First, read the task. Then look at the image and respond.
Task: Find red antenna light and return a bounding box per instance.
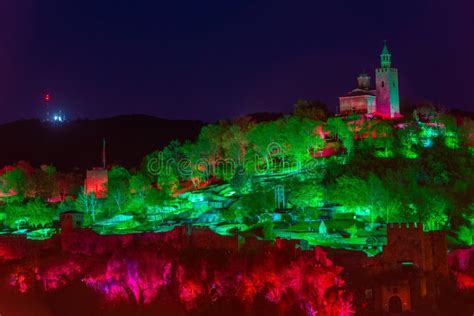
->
[44,94,51,102]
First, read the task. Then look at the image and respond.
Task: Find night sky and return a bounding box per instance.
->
[1,0,473,123]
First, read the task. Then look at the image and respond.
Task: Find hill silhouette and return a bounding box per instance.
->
[0,115,203,171]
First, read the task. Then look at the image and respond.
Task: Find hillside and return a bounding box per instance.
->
[0,115,203,170]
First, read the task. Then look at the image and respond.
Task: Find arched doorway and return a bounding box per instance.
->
[388,295,402,313]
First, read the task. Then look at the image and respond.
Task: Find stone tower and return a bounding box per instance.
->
[375,41,400,118]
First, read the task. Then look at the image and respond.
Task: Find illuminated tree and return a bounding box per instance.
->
[84,252,172,305]
[239,189,275,222]
[129,173,149,197]
[245,116,325,173]
[230,166,252,194]
[368,121,395,158]
[4,199,52,229]
[404,185,449,230]
[76,188,99,222]
[436,113,462,149]
[246,121,279,171]
[326,117,354,159]
[4,203,29,230]
[180,124,223,183]
[106,166,131,213]
[262,221,276,240]
[330,176,367,211]
[32,165,58,199]
[217,120,252,180]
[144,189,170,225]
[281,116,325,165]
[180,141,209,186]
[293,99,328,121]
[222,117,254,161]
[1,167,28,202]
[56,172,82,201]
[127,172,155,215]
[145,140,183,194]
[413,102,438,122]
[422,203,448,231]
[58,196,76,213]
[347,224,358,238]
[25,198,53,228]
[288,183,324,212]
[396,122,419,158]
[457,225,473,245]
[330,174,393,225]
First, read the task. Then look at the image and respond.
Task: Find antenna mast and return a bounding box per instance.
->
[102,138,106,169]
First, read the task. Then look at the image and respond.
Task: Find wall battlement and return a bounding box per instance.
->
[387,223,423,230]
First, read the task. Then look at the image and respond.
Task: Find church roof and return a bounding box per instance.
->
[345,88,376,97]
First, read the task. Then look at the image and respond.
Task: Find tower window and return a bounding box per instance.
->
[381,81,385,87]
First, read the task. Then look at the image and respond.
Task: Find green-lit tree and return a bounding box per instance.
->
[1,167,29,202]
[144,189,171,227]
[221,117,253,164]
[4,198,52,229]
[288,183,324,212]
[369,121,395,158]
[396,122,420,158]
[25,198,53,228]
[145,140,183,194]
[4,203,29,230]
[293,99,328,121]
[56,171,82,201]
[239,189,275,223]
[180,124,223,183]
[217,121,251,180]
[180,141,209,187]
[326,117,354,159]
[246,121,279,171]
[32,165,58,199]
[403,185,449,230]
[230,166,252,194]
[130,173,149,198]
[107,166,131,213]
[76,188,99,222]
[262,221,276,240]
[281,116,325,166]
[58,196,76,213]
[329,174,395,226]
[126,172,153,215]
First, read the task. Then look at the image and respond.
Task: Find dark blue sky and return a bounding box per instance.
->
[1,0,473,123]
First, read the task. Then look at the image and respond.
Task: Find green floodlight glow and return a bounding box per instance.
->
[374,150,394,158]
[0,109,472,258]
[420,138,433,148]
[444,131,460,149]
[401,149,418,159]
[189,194,205,203]
[27,228,55,240]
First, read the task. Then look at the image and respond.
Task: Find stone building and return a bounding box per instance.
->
[60,210,84,234]
[84,168,108,198]
[339,42,400,118]
[367,223,448,314]
[339,73,376,115]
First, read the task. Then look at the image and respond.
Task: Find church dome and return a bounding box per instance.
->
[357,73,371,90]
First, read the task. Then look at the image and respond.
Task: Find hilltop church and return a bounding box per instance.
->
[339,42,400,118]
